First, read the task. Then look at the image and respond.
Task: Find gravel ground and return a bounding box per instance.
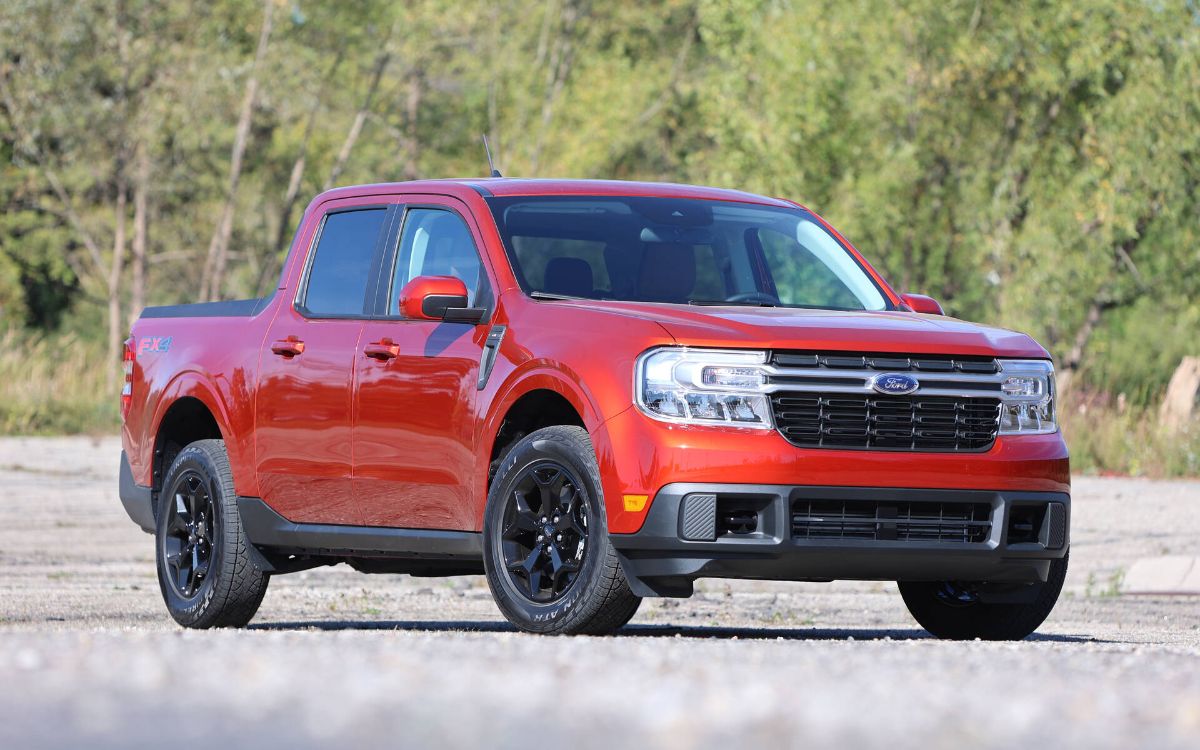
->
[0,436,1197,749]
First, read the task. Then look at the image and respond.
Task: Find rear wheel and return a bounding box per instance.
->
[155,439,268,628]
[898,552,1068,640]
[483,426,640,634]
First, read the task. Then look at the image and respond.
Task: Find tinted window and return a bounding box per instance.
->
[486,196,888,310]
[512,237,609,295]
[758,227,864,309]
[302,208,387,316]
[389,209,484,313]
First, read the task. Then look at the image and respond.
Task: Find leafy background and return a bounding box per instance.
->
[0,0,1197,473]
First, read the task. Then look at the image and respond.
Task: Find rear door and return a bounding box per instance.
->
[255,202,395,525]
[353,197,493,530]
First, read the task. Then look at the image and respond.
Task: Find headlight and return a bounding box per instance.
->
[635,348,773,428]
[997,359,1057,434]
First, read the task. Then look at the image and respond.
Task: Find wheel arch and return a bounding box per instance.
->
[480,366,612,520]
[486,388,586,485]
[148,372,242,501]
[152,397,224,493]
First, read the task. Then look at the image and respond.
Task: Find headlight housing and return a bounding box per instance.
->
[635,348,773,428]
[997,359,1057,434]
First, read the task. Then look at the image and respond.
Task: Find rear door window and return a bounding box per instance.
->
[300,208,388,316]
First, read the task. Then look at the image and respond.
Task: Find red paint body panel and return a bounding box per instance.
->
[122,313,273,496]
[349,192,501,529]
[255,314,364,525]
[122,178,1069,539]
[354,318,485,528]
[594,408,1070,534]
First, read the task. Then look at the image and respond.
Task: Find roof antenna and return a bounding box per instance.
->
[482,134,502,178]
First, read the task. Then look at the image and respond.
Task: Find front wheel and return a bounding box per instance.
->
[898,552,1068,640]
[482,426,641,635]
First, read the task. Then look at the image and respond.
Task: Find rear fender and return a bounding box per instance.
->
[146,372,253,494]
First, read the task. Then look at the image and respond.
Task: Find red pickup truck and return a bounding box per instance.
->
[119,178,1069,638]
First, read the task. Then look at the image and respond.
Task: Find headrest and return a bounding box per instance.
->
[543,257,594,298]
[637,243,695,302]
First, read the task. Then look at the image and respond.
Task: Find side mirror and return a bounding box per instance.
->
[398,275,485,324]
[900,293,945,316]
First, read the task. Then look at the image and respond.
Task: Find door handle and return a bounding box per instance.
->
[363,338,400,361]
[270,336,305,357]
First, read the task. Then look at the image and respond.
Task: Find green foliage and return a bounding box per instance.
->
[0,328,117,434]
[1063,395,1200,478]
[0,0,1196,464]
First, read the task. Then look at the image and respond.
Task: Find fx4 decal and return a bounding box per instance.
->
[138,336,172,354]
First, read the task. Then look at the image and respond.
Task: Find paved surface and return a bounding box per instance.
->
[0,436,1197,749]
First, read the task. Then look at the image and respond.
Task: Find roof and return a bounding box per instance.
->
[314,178,798,209]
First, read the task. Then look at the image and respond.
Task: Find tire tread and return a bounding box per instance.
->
[898,553,1068,640]
[157,439,268,628]
[484,426,640,635]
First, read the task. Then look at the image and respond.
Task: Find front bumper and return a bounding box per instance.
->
[610,483,1069,597]
[593,405,1071,534]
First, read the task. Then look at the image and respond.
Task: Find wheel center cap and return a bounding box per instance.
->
[543,523,555,538]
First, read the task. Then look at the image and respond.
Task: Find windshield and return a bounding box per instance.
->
[486,196,890,311]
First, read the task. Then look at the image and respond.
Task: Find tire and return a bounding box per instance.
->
[898,552,1068,641]
[155,439,269,628]
[482,426,641,635]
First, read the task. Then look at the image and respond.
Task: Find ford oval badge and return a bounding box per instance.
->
[870,373,920,396]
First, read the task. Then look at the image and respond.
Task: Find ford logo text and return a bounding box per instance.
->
[870,373,920,396]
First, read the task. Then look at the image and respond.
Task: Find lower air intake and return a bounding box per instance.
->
[791,499,992,544]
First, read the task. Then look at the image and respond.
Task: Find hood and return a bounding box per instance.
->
[549,300,1049,359]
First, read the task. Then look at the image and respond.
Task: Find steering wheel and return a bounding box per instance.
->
[725,291,781,305]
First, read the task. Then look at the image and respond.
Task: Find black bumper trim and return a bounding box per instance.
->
[610,483,1070,597]
[118,451,155,534]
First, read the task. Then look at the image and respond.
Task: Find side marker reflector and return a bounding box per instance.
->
[623,494,648,512]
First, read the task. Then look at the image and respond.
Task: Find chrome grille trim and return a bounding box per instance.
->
[759,366,1006,398]
[756,353,1009,399]
[764,352,1005,451]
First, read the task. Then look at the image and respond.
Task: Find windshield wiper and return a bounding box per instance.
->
[687,299,778,307]
[529,291,584,301]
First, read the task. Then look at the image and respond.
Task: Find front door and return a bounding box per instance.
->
[353,200,492,530]
[255,203,392,525]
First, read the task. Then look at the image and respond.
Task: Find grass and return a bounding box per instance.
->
[1062,391,1200,478]
[1084,568,1127,598]
[0,327,1196,477]
[0,328,120,435]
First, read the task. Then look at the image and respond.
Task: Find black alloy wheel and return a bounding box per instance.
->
[162,470,218,599]
[500,460,589,603]
[482,425,641,634]
[932,581,981,608]
[155,439,269,628]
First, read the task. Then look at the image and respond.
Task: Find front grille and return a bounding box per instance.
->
[771,393,1000,451]
[771,351,1000,373]
[791,499,992,543]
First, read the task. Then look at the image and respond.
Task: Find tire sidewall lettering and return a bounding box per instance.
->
[483,428,607,631]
